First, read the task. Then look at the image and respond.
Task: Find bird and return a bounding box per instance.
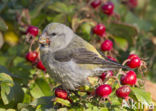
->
[39,23,126,90]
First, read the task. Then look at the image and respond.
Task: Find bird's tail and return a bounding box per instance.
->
[93,60,129,76]
[98,49,129,70]
[102,60,128,69]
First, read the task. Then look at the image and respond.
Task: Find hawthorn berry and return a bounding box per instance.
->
[116,85,131,99]
[25,51,38,62]
[128,0,138,8]
[93,24,106,37]
[100,71,113,81]
[26,26,39,37]
[96,84,112,97]
[101,40,113,51]
[101,2,114,16]
[91,0,101,8]
[121,71,137,86]
[107,56,117,62]
[127,54,141,68]
[55,88,68,99]
[36,60,46,71]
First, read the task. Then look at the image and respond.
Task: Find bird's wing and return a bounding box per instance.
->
[54,47,124,68]
[54,36,126,70]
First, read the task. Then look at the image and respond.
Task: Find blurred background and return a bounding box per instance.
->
[0,0,156,110]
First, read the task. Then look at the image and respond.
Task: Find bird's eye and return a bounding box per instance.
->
[50,33,56,36]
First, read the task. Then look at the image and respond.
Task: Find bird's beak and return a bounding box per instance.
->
[39,37,47,44]
[39,37,50,45]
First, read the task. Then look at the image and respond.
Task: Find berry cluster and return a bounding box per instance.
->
[25,26,46,71]
[95,53,143,100]
[95,53,141,100]
[93,24,113,52]
[90,5,142,100]
[90,0,114,16]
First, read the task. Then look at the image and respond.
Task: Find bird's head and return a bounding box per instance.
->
[39,23,74,53]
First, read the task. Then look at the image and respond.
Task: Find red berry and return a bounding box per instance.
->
[55,88,68,99]
[100,71,113,81]
[116,85,131,99]
[36,60,46,71]
[91,0,101,8]
[96,84,112,97]
[26,51,38,62]
[121,71,137,86]
[127,57,141,68]
[128,0,138,8]
[101,2,114,16]
[128,54,138,59]
[26,26,39,37]
[93,24,106,37]
[107,56,117,62]
[101,40,113,51]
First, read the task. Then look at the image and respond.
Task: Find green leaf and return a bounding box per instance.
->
[48,2,69,13]
[55,97,71,107]
[114,36,128,51]
[6,109,16,111]
[0,73,14,87]
[131,87,152,105]
[125,12,152,32]
[109,91,122,107]
[111,0,127,16]
[57,108,68,111]
[1,83,11,105]
[78,22,94,41]
[30,78,52,98]
[2,82,24,105]
[31,14,47,26]
[0,56,8,66]
[22,88,32,104]
[108,22,138,39]
[0,17,8,31]
[52,14,66,23]
[17,103,35,111]
[30,0,50,19]
[0,73,24,105]
[99,108,109,111]
[0,108,5,111]
[31,96,54,107]
[0,109,16,111]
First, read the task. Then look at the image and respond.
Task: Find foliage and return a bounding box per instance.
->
[0,0,156,110]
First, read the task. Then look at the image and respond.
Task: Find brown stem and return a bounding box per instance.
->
[111,76,121,87]
[107,16,112,24]
[113,12,121,21]
[116,70,126,77]
[106,97,112,104]
[104,76,121,87]
[140,0,149,18]
[29,38,35,52]
[122,59,130,66]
